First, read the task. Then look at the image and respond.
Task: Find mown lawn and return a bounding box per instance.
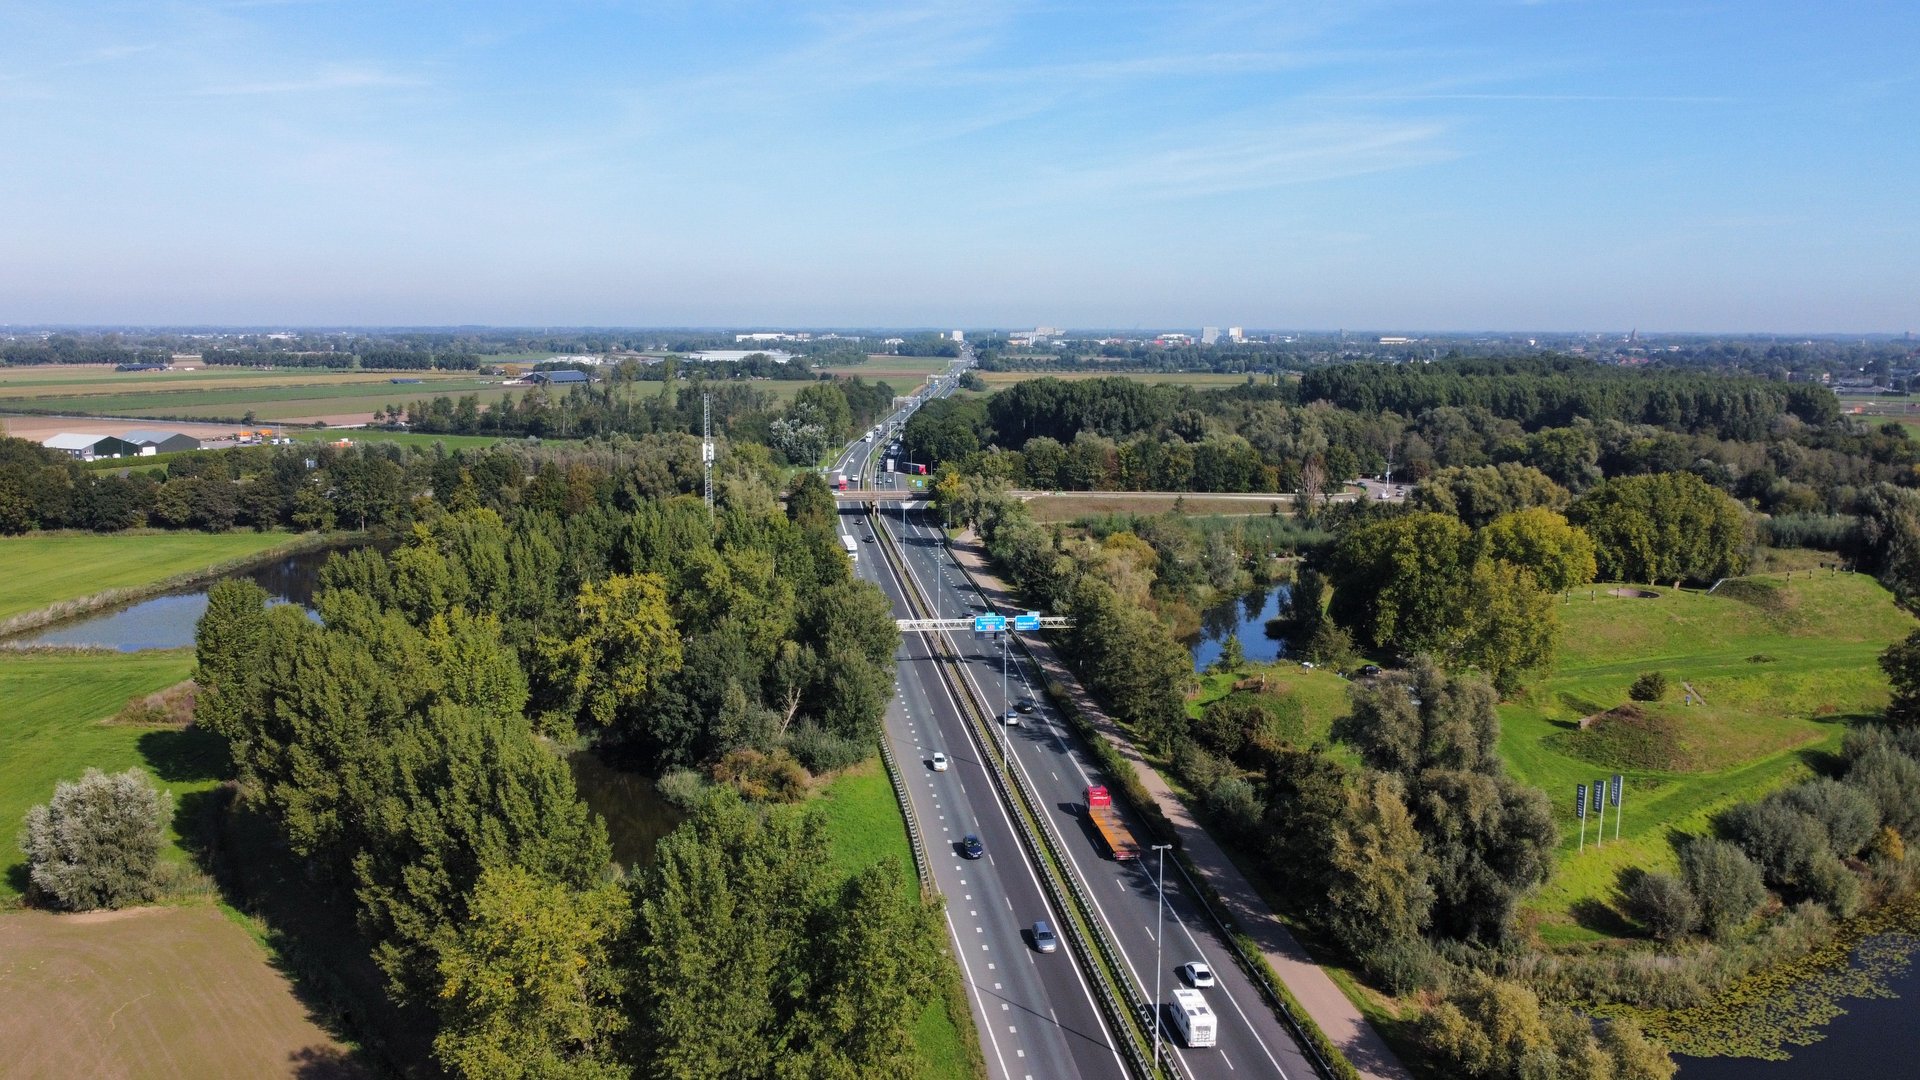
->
[1187,663,1354,748]
[0,531,295,622]
[286,429,523,451]
[0,649,219,904]
[1504,572,1915,942]
[816,760,981,1080]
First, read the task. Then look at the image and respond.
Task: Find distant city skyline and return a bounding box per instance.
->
[1,2,1915,331]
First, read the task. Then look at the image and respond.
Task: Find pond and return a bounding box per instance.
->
[1676,932,1920,1079]
[567,750,685,870]
[6,544,347,651]
[1188,583,1293,672]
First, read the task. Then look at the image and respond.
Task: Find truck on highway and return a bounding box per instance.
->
[1170,988,1217,1048]
[1084,785,1140,861]
[832,472,848,491]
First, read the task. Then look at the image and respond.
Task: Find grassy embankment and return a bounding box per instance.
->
[1499,572,1915,943]
[0,649,214,904]
[817,761,985,1080]
[0,530,298,627]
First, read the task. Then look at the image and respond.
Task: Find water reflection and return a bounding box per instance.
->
[567,751,684,870]
[1188,583,1293,672]
[8,544,346,652]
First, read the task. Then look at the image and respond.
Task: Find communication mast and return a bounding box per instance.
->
[702,392,714,511]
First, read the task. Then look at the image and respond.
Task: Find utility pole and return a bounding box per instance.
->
[1152,843,1173,1073]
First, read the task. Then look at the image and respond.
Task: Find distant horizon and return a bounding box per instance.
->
[2,323,1914,340]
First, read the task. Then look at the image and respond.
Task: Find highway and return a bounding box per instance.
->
[842,353,1319,1080]
[833,353,1129,1080]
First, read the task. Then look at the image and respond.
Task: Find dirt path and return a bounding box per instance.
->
[949,529,1414,1080]
[0,905,368,1078]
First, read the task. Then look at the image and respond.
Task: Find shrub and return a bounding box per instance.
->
[1681,838,1766,940]
[1628,671,1669,702]
[711,748,809,803]
[1196,698,1261,760]
[783,723,870,775]
[1301,620,1358,670]
[1624,870,1698,941]
[1844,744,1920,840]
[1805,854,1862,918]
[1204,776,1263,841]
[655,767,710,812]
[1720,800,1828,888]
[18,767,169,911]
[1779,777,1880,858]
[1362,936,1441,996]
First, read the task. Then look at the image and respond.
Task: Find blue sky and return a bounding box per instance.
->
[1,1,1914,331]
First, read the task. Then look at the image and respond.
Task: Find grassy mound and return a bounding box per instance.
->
[1502,571,1915,942]
[1546,704,1692,771]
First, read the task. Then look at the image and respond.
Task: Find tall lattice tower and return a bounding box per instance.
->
[702,392,714,511]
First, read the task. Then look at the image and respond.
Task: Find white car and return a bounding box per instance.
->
[931,752,949,771]
[1180,961,1216,988]
[1003,711,1020,726]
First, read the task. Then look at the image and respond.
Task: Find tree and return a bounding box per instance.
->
[1321,771,1433,954]
[1629,671,1669,702]
[1412,463,1568,527]
[1879,629,1920,726]
[1410,769,1558,942]
[431,866,630,1080]
[1326,512,1473,654]
[1567,472,1750,584]
[1477,507,1597,593]
[18,768,168,911]
[1779,777,1879,858]
[353,706,612,1002]
[1213,633,1246,673]
[1680,837,1766,940]
[550,573,683,729]
[192,578,272,745]
[1624,870,1697,941]
[1338,658,1501,778]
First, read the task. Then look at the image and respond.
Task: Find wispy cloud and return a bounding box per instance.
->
[1013,116,1455,206]
[195,67,422,96]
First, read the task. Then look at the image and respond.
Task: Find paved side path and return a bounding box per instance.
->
[950,530,1414,1080]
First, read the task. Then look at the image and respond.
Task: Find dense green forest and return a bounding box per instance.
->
[185,442,937,1077]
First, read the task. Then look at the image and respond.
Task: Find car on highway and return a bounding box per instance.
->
[960,834,984,859]
[1015,697,1036,713]
[1032,920,1058,953]
[931,751,949,771]
[1179,961,1216,988]
[1003,710,1020,726]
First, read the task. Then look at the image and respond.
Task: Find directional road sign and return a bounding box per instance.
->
[1013,612,1042,631]
[973,614,1007,633]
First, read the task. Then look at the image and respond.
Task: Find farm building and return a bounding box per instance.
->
[122,429,203,454]
[527,369,592,387]
[41,433,143,461]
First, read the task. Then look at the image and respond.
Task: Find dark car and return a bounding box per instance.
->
[1358,664,1383,678]
[960,834,984,859]
[1015,697,1036,713]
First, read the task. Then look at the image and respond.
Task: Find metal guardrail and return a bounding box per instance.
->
[877,736,934,894]
[870,509,1180,1080]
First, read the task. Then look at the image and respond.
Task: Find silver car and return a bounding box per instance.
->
[1032,921,1058,953]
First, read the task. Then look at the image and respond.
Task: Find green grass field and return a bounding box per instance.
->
[0,531,295,623]
[1187,663,1355,748]
[816,761,980,1080]
[2,377,510,423]
[1503,573,1915,942]
[0,649,218,904]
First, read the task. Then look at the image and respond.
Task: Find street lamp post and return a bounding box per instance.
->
[1152,842,1173,1073]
